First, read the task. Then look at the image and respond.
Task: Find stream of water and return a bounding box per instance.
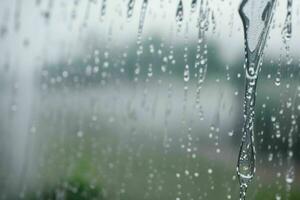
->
[237,0,277,199]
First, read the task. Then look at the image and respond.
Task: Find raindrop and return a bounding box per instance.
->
[77,131,83,138]
[285,167,294,184]
[184,64,190,82]
[62,71,68,78]
[147,64,153,78]
[208,168,213,174]
[275,194,281,200]
[274,70,281,86]
[161,65,167,72]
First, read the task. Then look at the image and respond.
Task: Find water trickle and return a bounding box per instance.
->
[147,64,153,78]
[282,0,293,66]
[191,0,197,13]
[194,0,208,120]
[184,64,190,82]
[176,0,184,27]
[211,11,216,34]
[182,23,190,129]
[275,70,281,86]
[286,165,295,183]
[134,0,148,81]
[237,0,277,199]
[183,25,189,67]
[284,93,297,198]
[127,0,136,18]
[81,1,91,28]
[282,0,293,41]
[100,0,107,20]
[137,0,148,46]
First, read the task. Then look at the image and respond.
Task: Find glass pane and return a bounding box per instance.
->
[0,0,299,199]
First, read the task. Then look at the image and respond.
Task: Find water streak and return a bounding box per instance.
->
[100,0,107,20]
[137,0,148,47]
[191,0,197,13]
[195,0,208,120]
[282,0,293,65]
[134,0,148,81]
[285,89,298,199]
[237,0,277,199]
[176,0,184,27]
[127,0,136,18]
[282,0,293,41]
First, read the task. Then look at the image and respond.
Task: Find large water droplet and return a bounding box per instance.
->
[237,0,277,199]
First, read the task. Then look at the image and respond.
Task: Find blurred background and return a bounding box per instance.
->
[0,0,300,199]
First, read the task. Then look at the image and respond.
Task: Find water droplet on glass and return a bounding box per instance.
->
[176,0,184,27]
[275,70,281,86]
[134,0,148,82]
[184,64,190,82]
[127,0,135,18]
[285,167,294,184]
[237,0,277,199]
[282,0,293,41]
[275,194,281,200]
[191,0,197,13]
[208,168,213,174]
[100,0,107,20]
